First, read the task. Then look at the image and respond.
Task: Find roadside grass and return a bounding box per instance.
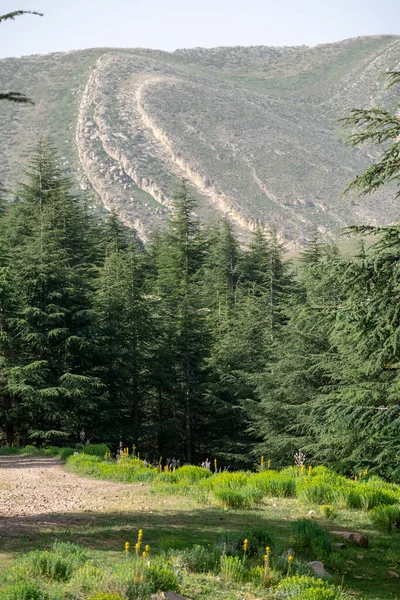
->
[1,451,400,598]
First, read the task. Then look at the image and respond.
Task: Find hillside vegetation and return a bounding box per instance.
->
[1,36,400,246]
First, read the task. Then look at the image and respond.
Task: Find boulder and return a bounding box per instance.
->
[307,560,331,578]
[331,531,369,548]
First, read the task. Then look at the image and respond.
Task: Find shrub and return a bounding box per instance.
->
[0,582,52,600]
[277,575,347,599]
[20,445,42,456]
[319,505,337,520]
[157,471,179,483]
[207,471,249,489]
[339,483,398,510]
[24,541,87,582]
[296,476,337,505]
[56,447,75,460]
[220,555,246,583]
[82,444,110,457]
[66,453,157,483]
[139,559,180,593]
[228,527,274,558]
[0,446,20,456]
[370,504,400,531]
[172,544,218,572]
[290,519,333,558]
[213,484,263,509]
[250,472,296,497]
[174,465,212,483]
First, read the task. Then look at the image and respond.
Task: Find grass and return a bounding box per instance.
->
[1,451,400,598]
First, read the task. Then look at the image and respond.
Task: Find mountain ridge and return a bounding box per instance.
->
[1,36,400,247]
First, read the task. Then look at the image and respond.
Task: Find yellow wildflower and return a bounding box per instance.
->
[243,539,249,553]
[125,541,130,553]
[267,459,271,469]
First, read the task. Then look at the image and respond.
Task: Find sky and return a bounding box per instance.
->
[0,0,399,59]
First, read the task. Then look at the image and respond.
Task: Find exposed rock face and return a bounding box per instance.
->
[1,36,400,247]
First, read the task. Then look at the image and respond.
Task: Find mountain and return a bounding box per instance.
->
[1,36,400,247]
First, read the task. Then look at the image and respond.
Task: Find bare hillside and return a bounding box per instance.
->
[1,36,399,247]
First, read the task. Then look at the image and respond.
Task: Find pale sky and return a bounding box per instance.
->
[0,0,399,59]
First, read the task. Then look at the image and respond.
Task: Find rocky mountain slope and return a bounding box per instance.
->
[1,36,400,247]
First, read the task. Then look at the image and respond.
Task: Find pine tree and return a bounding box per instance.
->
[5,139,101,444]
[248,239,337,466]
[151,182,210,462]
[94,213,151,447]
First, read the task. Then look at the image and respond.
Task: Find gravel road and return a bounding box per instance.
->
[0,456,139,535]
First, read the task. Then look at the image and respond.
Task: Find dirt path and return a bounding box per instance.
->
[0,456,144,535]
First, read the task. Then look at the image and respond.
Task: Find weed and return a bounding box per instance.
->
[82,444,111,457]
[219,555,246,583]
[290,519,333,558]
[0,582,54,600]
[213,484,263,509]
[319,505,338,519]
[277,575,348,599]
[23,541,87,582]
[370,504,400,531]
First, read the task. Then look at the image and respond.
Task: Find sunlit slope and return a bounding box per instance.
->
[1,36,399,247]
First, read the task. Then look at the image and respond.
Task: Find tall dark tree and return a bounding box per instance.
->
[5,140,100,443]
[151,182,210,462]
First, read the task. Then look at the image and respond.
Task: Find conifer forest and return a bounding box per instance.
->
[1,47,400,482]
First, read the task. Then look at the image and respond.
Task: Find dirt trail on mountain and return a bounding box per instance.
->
[0,456,141,535]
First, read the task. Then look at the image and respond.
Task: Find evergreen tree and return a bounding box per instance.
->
[94,213,151,447]
[151,182,210,462]
[5,139,100,443]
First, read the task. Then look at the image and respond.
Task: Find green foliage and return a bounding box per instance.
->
[136,558,180,594]
[171,544,218,573]
[82,444,110,457]
[228,527,274,558]
[24,541,87,582]
[174,465,212,483]
[0,583,52,600]
[290,519,333,558]
[277,575,348,599]
[86,595,123,600]
[370,504,400,532]
[250,471,297,497]
[219,555,247,583]
[66,454,157,483]
[319,505,337,520]
[212,484,263,509]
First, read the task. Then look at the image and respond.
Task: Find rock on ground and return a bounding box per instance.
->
[330,531,369,548]
[307,560,331,578]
